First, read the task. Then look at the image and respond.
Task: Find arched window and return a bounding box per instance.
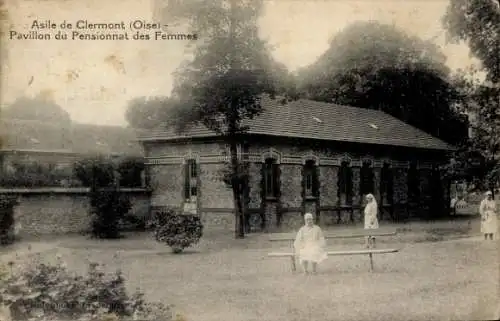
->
[337,161,352,205]
[431,166,443,205]
[360,160,374,196]
[303,159,319,198]
[184,159,198,201]
[380,162,393,205]
[408,161,420,201]
[263,158,279,199]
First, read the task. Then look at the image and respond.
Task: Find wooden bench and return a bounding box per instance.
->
[268,229,400,272]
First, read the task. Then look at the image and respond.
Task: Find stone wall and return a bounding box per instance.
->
[149,164,183,207]
[200,163,233,209]
[143,139,449,232]
[200,210,235,232]
[319,166,338,207]
[280,164,302,209]
[145,141,238,230]
[247,162,262,210]
[1,188,151,236]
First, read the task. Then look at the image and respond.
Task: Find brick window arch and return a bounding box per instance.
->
[380,162,394,205]
[184,158,199,201]
[303,159,319,198]
[408,161,420,202]
[360,160,374,196]
[262,158,280,199]
[338,160,352,205]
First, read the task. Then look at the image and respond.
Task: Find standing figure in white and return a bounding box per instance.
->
[364,193,379,248]
[479,191,497,240]
[294,213,327,275]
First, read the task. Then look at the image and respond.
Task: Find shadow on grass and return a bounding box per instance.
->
[413,228,472,243]
[155,249,203,255]
[441,214,477,220]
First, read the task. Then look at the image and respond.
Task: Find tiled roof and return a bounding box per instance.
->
[0,118,143,156]
[70,123,143,155]
[139,97,455,151]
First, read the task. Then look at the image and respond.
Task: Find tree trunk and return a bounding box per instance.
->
[227,0,244,239]
[230,141,245,238]
[488,157,496,199]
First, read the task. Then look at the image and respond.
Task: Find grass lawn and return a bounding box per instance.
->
[2,219,499,321]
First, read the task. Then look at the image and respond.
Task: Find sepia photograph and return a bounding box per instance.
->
[0,0,499,320]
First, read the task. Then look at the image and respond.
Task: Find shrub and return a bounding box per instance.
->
[74,157,132,239]
[0,195,18,245]
[89,189,132,239]
[117,157,145,188]
[151,209,203,253]
[0,162,77,188]
[74,157,115,188]
[0,256,172,321]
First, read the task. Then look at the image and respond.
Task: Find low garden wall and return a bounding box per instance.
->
[0,188,151,236]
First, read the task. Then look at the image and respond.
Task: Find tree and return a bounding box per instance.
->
[442,67,500,194]
[463,84,500,192]
[3,94,71,124]
[125,96,173,129]
[443,0,500,194]
[442,0,500,83]
[297,21,467,145]
[160,0,287,238]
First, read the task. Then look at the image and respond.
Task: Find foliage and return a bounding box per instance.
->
[219,161,249,190]
[73,157,115,188]
[151,209,203,253]
[0,157,144,190]
[117,157,145,188]
[443,1,500,191]
[89,189,132,239]
[162,0,291,238]
[443,67,500,190]
[73,157,132,239]
[442,0,500,83]
[0,195,18,245]
[74,156,145,189]
[297,21,468,145]
[0,162,79,188]
[125,96,174,129]
[3,94,72,124]
[0,255,172,321]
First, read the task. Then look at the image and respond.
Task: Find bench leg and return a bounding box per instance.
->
[369,253,374,272]
[291,256,296,272]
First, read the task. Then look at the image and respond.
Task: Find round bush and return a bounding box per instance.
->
[151,209,203,253]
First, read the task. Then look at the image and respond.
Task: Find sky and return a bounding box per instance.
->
[1,0,478,126]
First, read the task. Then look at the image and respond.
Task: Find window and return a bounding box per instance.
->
[360,161,374,196]
[263,158,279,199]
[408,162,420,201]
[337,161,352,205]
[380,162,393,205]
[430,166,442,202]
[303,160,319,198]
[184,159,198,200]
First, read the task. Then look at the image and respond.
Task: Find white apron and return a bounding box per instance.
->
[480,199,498,234]
[294,225,327,264]
[364,202,379,229]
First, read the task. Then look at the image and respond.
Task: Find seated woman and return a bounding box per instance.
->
[293,213,327,274]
